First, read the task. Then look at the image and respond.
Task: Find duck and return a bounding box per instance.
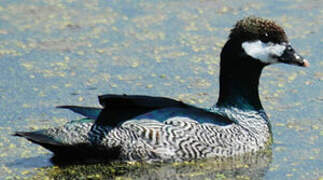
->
[14,16,309,162]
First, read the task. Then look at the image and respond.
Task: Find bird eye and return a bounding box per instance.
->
[287,45,292,51]
[262,33,270,43]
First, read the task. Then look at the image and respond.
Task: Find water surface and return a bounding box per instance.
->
[0,0,322,179]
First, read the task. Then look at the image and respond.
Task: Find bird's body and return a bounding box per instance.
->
[15,16,308,162]
[95,106,271,162]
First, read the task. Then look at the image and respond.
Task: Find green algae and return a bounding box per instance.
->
[30,149,272,180]
[0,0,322,179]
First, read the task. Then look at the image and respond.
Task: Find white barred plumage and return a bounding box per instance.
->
[44,107,269,162]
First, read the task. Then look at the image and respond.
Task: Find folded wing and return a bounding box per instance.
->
[96,94,188,126]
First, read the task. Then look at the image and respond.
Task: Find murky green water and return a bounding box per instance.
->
[0,0,321,179]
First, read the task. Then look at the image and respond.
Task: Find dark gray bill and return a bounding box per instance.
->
[279,44,309,67]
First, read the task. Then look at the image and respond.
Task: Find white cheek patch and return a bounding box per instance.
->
[241,40,286,64]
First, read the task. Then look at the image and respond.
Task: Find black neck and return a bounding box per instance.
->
[216,39,266,111]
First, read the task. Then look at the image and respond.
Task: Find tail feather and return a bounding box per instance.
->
[14,131,69,156]
[57,105,101,120]
[14,131,61,146]
[14,130,121,161]
[14,131,90,156]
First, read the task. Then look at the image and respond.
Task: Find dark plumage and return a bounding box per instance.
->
[230,16,288,43]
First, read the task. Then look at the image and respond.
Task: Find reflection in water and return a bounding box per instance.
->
[6,155,52,169]
[33,147,272,179]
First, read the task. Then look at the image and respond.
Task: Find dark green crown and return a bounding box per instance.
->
[230,16,288,43]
